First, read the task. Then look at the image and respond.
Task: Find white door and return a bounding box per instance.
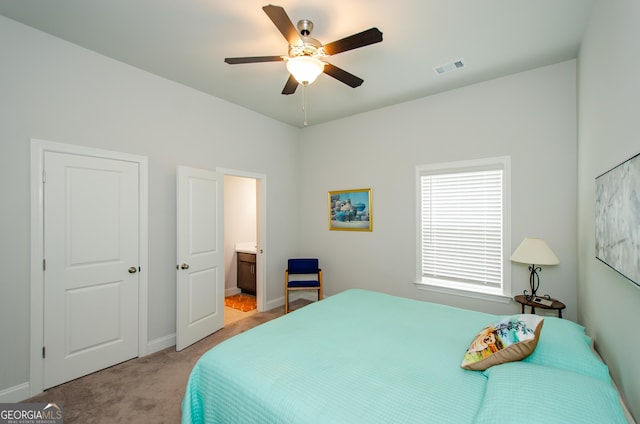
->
[176,166,224,351]
[43,152,139,389]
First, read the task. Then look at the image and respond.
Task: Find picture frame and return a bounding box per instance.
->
[328,188,372,231]
[595,152,640,287]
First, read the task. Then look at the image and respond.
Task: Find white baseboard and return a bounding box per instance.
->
[225,287,241,297]
[267,291,324,312]
[146,333,176,355]
[264,296,284,311]
[0,382,30,403]
[298,292,321,301]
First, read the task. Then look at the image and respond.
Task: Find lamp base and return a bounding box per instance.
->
[523,264,542,301]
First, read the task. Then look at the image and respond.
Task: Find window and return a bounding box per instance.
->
[416,157,511,299]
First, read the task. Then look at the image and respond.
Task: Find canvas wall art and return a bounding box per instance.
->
[595,152,640,287]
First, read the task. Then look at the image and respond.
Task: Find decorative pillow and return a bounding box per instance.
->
[461,314,543,371]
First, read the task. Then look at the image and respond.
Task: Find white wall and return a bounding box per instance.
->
[298,60,578,318]
[0,16,300,398]
[578,0,640,418]
[224,175,257,292]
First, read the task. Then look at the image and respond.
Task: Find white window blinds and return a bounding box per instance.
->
[420,168,504,290]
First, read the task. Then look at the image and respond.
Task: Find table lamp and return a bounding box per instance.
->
[510,237,559,300]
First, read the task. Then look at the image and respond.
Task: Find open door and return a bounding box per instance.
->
[176,166,224,351]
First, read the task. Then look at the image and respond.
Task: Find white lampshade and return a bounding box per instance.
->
[286,56,325,86]
[510,237,560,266]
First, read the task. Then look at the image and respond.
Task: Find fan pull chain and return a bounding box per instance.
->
[302,84,308,126]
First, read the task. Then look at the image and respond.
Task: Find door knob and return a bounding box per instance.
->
[128,267,137,274]
[180,263,190,270]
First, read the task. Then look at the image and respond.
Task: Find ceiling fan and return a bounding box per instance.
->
[224,4,383,95]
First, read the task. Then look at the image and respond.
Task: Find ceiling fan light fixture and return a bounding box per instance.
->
[286,56,325,86]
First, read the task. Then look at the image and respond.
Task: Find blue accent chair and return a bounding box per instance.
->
[285,258,322,314]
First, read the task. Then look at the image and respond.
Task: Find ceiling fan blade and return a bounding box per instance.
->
[225,56,284,64]
[281,74,298,95]
[323,63,364,88]
[262,5,301,46]
[323,27,383,56]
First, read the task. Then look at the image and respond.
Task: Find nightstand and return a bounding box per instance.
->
[514,294,565,318]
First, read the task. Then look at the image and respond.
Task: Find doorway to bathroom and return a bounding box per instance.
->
[222,170,266,324]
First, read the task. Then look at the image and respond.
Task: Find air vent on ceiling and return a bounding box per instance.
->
[434,59,465,75]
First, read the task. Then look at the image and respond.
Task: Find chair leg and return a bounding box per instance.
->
[284,270,289,314]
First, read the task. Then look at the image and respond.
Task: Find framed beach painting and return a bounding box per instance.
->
[328,188,372,231]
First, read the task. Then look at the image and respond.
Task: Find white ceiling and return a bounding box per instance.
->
[0,0,594,128]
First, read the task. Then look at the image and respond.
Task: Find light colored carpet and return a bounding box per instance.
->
[25,299,310,423]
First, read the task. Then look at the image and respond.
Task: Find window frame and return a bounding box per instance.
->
[415,156,512,302]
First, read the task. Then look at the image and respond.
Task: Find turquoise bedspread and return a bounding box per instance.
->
[182,289,628,424]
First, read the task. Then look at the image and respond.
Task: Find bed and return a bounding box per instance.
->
[182,289,629,423]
